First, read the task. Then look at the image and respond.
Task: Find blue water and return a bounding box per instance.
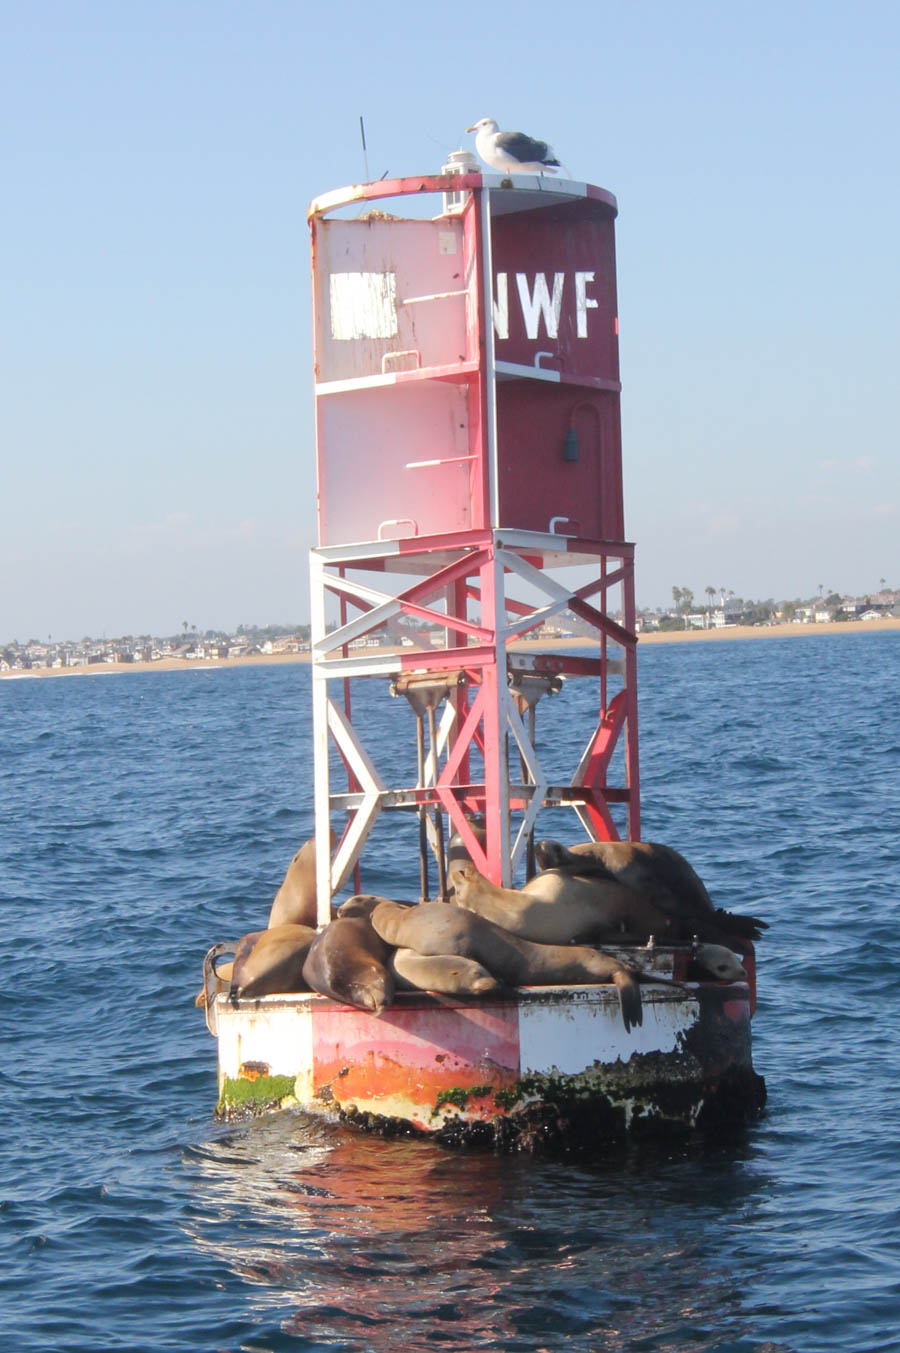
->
[3,633,900,1352]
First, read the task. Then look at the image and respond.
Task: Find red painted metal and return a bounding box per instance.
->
[497,384,624,540]
[312,1000,521,1126]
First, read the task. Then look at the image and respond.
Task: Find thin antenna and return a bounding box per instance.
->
[359,115,371,182]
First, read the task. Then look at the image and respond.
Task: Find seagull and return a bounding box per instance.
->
[466,117,561,174]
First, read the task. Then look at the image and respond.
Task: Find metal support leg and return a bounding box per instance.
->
[416,712,429,902]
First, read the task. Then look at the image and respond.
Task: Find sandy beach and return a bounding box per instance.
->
[5,617,899,680]
[635,616,900,644]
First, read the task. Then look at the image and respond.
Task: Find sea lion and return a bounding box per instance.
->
[230,924,317,1000]
[371,900,663,1032]
[267,832,335,929]
[449,860,674,946]
[534,839,768,943]
[301,916,394,1015]
[390,948,501,997]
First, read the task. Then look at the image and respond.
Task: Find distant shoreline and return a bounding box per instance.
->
[3,617,899,680]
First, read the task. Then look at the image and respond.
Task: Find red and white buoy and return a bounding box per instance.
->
[209,167,764,1144]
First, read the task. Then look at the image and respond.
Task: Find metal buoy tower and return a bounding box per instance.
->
[308,169,639,919]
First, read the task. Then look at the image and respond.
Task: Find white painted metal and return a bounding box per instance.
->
[316,381,473,545]
[314,218,468,383]
[486,542,512,885]
[481,189,500,530]
[495,360,562,383]
[309,527,622,572]
[315,360,480,397]
[307,652,412,680]
[516,987,699,1072]
[325,700,385,893]
[504,689,548,875]
[309,551,334,927]
[422,697,458,787]
[216,997,316,1104]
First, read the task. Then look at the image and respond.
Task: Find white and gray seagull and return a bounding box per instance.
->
[466,117,561,174]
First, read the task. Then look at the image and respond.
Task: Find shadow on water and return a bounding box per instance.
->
[183,1111,786,1353]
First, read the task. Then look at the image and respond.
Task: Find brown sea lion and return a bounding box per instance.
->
[267,832,335,929]
[301,916,394,1015]
[449,861,674,946]
[534,839,768,942]
[371,900,664,1032]
[390,948,500,997]
[230,924,317,1000]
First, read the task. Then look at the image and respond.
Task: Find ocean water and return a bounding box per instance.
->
[2,632,899,1353]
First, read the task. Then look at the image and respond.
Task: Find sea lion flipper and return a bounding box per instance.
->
[391,948,500,997]
[713,907,768,940]
[612,970,642,1032]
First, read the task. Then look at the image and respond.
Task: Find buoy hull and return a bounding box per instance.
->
[213,979,764,1148]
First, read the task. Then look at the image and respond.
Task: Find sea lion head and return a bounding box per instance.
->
[345,960,392,1015]
[534,839,570,870]
[693,943,747,982]
[448,861,479,899]
[447,817,487,869]
[302,916,395,1015]
[337,893,395,919]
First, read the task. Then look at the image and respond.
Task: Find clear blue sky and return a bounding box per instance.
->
[3,0,898,641]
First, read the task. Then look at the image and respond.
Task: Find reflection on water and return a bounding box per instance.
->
[184,1111,784,1353]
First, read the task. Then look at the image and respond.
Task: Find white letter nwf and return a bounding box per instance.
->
[516,272,565,340]
[575,271,598,338]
